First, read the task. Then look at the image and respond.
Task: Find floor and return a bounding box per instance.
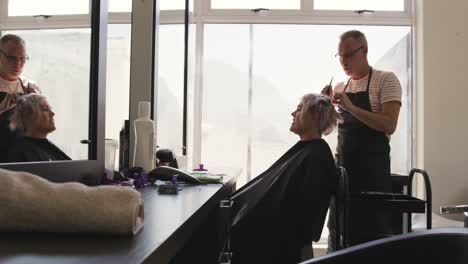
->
[313,243,327,257]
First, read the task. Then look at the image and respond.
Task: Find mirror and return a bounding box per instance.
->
[0,0,106,185]
[0,0,93,163]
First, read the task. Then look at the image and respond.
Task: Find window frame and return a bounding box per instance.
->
[0,0,413,29]
[0,0,107,185]
[203,0,412,26]
[0,0,131,30]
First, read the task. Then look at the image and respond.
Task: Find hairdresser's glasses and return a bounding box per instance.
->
[0,49,29,64]
[335,45,365,60]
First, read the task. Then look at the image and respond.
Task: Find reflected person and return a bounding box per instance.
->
[231,93,340,264]
[7,94,70,162]
[0,34,41,162]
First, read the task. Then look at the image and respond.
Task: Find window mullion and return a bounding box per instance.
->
[159,10,186,24]
[203,0,211,14]
[246,23,253,182]
[89,0,93,16]
[0,0,8,28]
[405,0,413,15]
[189,0,206,169]
[301,0,314,11]
[191,20,204,169]
[108,12,131,24]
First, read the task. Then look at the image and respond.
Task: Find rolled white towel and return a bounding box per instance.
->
[0,168,144,235]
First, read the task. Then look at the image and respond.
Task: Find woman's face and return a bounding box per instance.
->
[25,99,56,136]
[290,100,314,136]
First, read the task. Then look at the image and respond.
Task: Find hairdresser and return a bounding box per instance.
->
[0,34,40,162]
[322,30,402,249]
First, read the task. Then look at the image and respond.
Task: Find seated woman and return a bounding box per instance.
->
[7,93,70,162]
[230,93,340,264]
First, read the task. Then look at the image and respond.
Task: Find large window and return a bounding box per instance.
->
[201,25,250,178]
[196,22,411,244]
[1,0,414,246]
[156,25,195,159]
[1,0,413,187]
[106,24,131,142]
[201,24,411,185]
[152,1,413,185]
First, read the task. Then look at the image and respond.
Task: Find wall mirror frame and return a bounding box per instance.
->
[0,0,107,185]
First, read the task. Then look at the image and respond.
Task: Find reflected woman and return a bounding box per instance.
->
[7,94,70,162]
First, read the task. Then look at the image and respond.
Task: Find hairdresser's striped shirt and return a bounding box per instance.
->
[333,68,402,113]
[0,76,40,116]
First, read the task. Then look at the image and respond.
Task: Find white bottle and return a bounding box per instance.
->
[133,101,156,172]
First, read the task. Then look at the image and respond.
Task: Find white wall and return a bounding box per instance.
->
[416,0,468,219]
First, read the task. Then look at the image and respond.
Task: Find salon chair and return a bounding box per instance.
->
[300,228,468,264]
[330,166,349,250]
[333,167,432,249]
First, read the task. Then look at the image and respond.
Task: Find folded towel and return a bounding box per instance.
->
[0,168,144,235]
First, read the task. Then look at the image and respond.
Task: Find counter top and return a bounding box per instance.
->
[0,168,240,264]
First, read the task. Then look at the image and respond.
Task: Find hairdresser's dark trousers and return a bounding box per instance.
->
[328,89,393,251]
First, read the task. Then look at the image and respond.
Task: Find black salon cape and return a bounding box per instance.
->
[7,136,71,163]
[230,139,337,264]
[0,108,15,162]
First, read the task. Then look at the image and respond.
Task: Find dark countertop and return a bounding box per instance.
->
[0,169,240,264]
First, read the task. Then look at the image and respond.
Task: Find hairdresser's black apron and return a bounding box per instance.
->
[330,68,392,247]
[0,78,31,162]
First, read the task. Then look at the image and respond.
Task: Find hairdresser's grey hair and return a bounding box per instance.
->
[9,93,46,132]
[300,93,340,135]
[340,30,368,47]
[0,34,26,48]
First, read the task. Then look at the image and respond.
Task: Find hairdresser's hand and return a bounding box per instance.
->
[333,92,354,112]
[321,84,333,98]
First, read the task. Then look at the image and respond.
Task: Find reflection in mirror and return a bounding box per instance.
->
[7,93,72,162]
[0,28,91,163]
[0,0,105,185]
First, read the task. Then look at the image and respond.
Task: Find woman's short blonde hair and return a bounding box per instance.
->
[300,93,341,135]
[9,93,46,132]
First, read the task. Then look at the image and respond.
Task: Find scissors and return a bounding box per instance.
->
[326,76,334,95]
